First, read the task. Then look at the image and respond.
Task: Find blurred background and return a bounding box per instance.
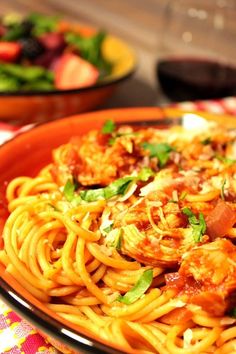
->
[1,0,167,108]
[2,0,236,111]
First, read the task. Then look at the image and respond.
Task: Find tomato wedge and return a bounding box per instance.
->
[55,53,99,89]
[0,42,21,62]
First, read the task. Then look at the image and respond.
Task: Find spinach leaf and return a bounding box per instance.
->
[65,31,112,76]
[28,13,59,36]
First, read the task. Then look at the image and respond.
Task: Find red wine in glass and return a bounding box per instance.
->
[157,57,236,101]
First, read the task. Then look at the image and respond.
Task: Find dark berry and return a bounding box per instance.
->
[33,50,59,69]
[21,20,34,37]
[20,37,45,60]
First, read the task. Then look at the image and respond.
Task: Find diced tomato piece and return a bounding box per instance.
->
[160,307,193,325]
[0,42,21,62]
[206,199,236,240]
[54,53,99,90]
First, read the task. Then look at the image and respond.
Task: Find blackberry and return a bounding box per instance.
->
[20,37,45,60]
[21,20,34,37]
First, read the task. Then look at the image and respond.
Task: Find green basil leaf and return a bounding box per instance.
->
[79,169,153,203]
[110,230,123,250]
[168,199,178,203]
[221,179,227,200]
[142,142,174,168]
[102,224,114,234]
[115,233,123,250]
[102,119,116,134]
[80,176,133,202]
[104,177,133,199]
[108,137,116,145]
[182,207,206,243]
[117,269,153,304]
[137,167,154,182]
[197,213,206,240]
[201,137,211,145]
[179,191,188,200]
[215,154,236,166]
[80,187,105,202]
[63,179,76,202]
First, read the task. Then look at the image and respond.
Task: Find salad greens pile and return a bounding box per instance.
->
[0,13,112,91]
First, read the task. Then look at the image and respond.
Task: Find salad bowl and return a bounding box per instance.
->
[0,14,136,124]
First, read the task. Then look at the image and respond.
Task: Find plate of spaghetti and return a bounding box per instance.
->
[1,107,236,354]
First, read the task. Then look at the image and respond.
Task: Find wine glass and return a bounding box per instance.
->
[156,0,236,102]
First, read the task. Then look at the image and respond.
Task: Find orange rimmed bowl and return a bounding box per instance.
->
[0,27,136,125]
[1,107,236,354]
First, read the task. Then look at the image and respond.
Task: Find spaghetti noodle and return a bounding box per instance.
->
[1,119,236,353]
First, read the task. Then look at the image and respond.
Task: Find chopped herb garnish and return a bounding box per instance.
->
[221,179,227,200]
[113,232,123,250]
[108,137,116,145]
[80,170,153,203]
[230,308,236,318]
[102,120,116,134]
[106,228,122,248]
[103,224,114,234]
[201,137,211,145]
[47,203,59,211]
[63,168,154,205]
[182,207,206,243]
[180,191,188,200]
[215,154,236,166]
[80,176,133,202]
[168,199,178,203]
[137,167,154,182]
[117,269,153,305]
[63,179,76,202]
[142,142,174,168]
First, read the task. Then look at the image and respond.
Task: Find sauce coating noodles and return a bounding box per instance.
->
[1,120,236,353]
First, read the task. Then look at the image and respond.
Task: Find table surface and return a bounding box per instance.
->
[1,0,169,108]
